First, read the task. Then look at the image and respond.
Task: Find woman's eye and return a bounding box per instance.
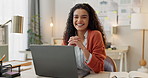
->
[82,17,87,18]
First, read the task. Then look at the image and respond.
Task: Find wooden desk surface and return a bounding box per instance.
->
[17,65,110,78]
[3,60,32,68]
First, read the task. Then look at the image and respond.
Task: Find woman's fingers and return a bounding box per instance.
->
[68,36,81,46]
[68,39,79,46]
[73,36,80,40]
[69,36,80,41]
[68,40,76,46]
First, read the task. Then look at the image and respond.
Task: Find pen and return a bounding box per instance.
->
[0,55,6,61]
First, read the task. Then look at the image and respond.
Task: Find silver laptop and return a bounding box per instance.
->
[30,45,78,78]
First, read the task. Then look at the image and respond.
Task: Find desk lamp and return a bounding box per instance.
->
[0,16,23,33]
[0,16,23,43]
[131,13,148,73]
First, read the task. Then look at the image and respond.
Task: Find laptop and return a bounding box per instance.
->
[30,45,79,78]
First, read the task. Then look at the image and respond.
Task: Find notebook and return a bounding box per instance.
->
[30,45,80,78]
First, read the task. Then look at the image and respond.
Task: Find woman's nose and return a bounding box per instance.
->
[77,17,82,22]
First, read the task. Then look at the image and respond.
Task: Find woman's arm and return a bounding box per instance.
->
[86,31,106,73]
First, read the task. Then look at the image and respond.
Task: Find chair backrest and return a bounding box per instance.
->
[104,56,117,72]
[51,37,63,45]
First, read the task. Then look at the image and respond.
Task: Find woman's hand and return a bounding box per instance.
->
[68,36,84,49]
[68,36,90,60]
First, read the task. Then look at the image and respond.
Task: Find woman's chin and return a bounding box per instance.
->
[76,28,87,31]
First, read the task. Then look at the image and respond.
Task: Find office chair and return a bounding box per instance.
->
[104,56,117,72]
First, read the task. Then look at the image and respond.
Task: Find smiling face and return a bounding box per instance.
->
[73,9,89,32]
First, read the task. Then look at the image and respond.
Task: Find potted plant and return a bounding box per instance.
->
[27,15,43,50]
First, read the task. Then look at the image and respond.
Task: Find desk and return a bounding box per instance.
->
[17,66,110,78]
[15,66,148,78]
[106,46,129,72]
[20,46,129,72]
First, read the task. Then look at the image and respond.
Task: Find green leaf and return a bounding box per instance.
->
[28,15,43,44]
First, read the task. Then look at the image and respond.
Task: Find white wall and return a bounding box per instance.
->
[54,0,74,37]
[0,0,28,61]
[141,0,148,13]
[40,0,75,43]
[40,0,55,44]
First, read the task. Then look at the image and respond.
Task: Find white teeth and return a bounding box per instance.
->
[77,24,84,26]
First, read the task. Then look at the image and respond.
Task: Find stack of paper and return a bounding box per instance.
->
[110,71,148,78]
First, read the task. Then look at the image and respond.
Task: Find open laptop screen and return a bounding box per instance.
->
[30,45,78,78]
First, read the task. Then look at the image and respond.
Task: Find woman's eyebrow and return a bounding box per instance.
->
[73,15,88,16]
[82,15,88,17]
[74,15,78,16]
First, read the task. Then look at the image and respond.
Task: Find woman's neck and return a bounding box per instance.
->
[77,30,87,40]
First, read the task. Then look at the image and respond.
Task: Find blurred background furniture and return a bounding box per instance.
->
[104,56,117,72]
[51,37,63,45]
[0,44,8,61]
[106,45,129,72]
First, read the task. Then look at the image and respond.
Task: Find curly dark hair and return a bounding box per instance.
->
[63,3,106,45]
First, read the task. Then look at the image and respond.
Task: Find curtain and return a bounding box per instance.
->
[28,0,42,45]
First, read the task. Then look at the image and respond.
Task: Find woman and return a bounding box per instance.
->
[62,3,106,73]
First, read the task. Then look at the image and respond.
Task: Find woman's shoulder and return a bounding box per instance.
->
[88,30,101,35]
[87,30,103,43]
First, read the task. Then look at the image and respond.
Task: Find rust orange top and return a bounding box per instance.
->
[62,30,106,73]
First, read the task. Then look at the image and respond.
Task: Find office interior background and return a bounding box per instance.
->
[0,0,148,72]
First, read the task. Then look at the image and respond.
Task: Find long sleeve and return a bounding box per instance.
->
[86,30,106,73]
